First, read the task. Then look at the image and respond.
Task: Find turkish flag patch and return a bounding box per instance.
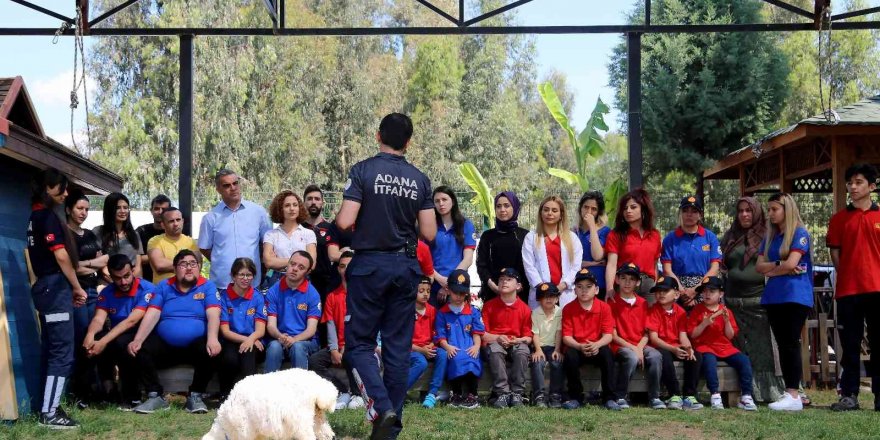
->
[45,233,56,243]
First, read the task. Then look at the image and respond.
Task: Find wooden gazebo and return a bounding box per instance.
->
[704,95,880,211]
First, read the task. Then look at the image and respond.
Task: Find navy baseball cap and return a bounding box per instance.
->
[680,195,703,212]
[695,276,724,293]
[418,276,432,285]
[650,276,680,293]
[535,282,560,299]
[616,262,641,278]
[447,269,471,294]
[498,267,521,282]
[574,268,598,285]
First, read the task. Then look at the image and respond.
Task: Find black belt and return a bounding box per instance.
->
[357,247,407,255]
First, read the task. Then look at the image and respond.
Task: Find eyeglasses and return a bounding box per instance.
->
[235,273,254,279]
[177,261,199,269]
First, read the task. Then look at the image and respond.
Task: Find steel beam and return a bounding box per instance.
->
[89,0,140,28]
[833,6,880,21]
[462,0,534,27]
[627,32,643,189]
[414,0,459,26]
[760,0,815,19]
[9,0,73,23]
[179,35,194,236]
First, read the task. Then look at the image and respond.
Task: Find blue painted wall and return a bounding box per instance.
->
[0,154,41,418]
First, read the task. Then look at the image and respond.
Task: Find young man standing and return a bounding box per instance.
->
[303,185,345,298]
[147,207,199,283]
[136,194,171,283]
[828,163,880,411]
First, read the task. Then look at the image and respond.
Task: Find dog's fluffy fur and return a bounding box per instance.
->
[202,368,337,440]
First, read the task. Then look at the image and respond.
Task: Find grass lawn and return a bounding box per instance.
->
[4,390,879,439]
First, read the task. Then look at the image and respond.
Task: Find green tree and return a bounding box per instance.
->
[608,0,790,194]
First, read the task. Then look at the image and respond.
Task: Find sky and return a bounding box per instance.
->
[0,1,632,148]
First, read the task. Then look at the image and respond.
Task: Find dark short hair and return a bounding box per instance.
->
[230,257,257,277]
[173,249,199,267]
[107,254,133,272]
[378,113,413,151]
[214,168,237,186]
[161,206,181,221]
[151,194,171,208]
[845,163,879,184]
[290,250,314,269]
[269,190,307,224]
[339,250,355,260]
[303,184,323,198]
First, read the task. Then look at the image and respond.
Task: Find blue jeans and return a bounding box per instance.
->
[530,346,563,397]
[615,346,662,400]
[407,348,447,395]
[701,351,754,396]
[71,286,99,397]
[264,339,319,372]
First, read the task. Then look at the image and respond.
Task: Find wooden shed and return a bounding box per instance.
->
[704,95,880,211]
[0,76,122,419]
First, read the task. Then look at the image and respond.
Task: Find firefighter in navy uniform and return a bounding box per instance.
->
[335,113,437,440]
[27,168,87,429]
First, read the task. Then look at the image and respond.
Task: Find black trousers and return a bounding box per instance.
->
[218,339,264,396]
[136,333,216,394]
[90,329,141,402]
[563,346,614,402]
[765,303,811,390]
[657,347,702,397]
[837,293,880,398]
[449,372,479,397]
[309,348,357,394]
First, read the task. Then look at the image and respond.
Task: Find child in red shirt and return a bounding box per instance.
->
[688,276,756,410]
[646,276,702,410]
[481,268,533,408]
[560,271,618,410]
[407,277,447,409]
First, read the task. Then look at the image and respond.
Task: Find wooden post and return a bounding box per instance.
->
[780,149,794,193]
[831,136,852,212]
[0,267,19,420]
[818,312,830,385]
[801,325,812,387]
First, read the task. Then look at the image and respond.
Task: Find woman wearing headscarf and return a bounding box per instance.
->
[476,191,530,303]
[720,196,785,403]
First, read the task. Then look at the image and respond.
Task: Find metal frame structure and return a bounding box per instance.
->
[5,0,880,233]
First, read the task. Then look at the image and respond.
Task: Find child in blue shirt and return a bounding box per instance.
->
[436,269,484,409]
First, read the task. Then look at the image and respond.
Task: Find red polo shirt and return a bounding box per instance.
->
[321,284,347,348]
[561,299,614,347]
[646,303,687,347]
[481,296,533,340]
[827,203,880,298]
[687,303,740,358]
[608,294,649,354]
[605,228,662,278]
[412,304,436,347]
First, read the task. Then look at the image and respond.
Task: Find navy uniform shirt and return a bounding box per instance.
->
[343,152,433,251]
[27,203,67,277]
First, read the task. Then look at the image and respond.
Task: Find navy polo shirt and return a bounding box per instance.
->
[146,276,220,347]
[220,285,267,336]
[27,204,67,277]
[576,225,611,289]
[431,219,477,277]
[661,226,722,276]
[759,226,814,308]
[265,277,321,340]
[96,278,154,327]
[342,152,433,251]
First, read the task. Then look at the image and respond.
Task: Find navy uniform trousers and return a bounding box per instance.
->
[31,272,75,414]
[344,252,420,438]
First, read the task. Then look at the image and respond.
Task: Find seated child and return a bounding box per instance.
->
[481,267,533,408]
[436,269,484,409]
[560,271,618,410]
[530,278,564,408]
[407,276,448,409]
[608,263,664,409]
[688,276,757,411]
[645,276,703,410]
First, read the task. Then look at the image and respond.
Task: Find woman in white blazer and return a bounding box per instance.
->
[522,195,583,308]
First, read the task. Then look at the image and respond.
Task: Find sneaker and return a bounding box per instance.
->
[649,398,667,409]
[604,399,621,411]
[117,400,142,412]
[510,393,524,408]
[448,395,462,408]
[133,393,169,414]
[347,395,366,409]
[830,396,860,412]
[493,393,511,409]
[738,395,758,411]
[548,394,563,409]
[461,394,480,409]
[666,396,683,410]
[616,398,631,409]
[38,407,79,430]
[710,394,724,410]
[562,399,580,410]
[335,392,352,411]
[422,393,438,409]
[436,390,451,402]
[185,392,208,414]
[683,396,703,410]
[533,393,547,408]
[768,393,803,412]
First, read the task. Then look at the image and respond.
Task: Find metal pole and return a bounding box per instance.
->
[179,34,194,236]
[627,32,643,189]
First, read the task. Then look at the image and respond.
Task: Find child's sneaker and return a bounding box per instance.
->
[649,398,667,409]
[510,393,524,408]
[768,393,803,412]
[683,396,703,410]
[436,390,451,402]
[666,395,683,410]
[492,393,510,409]
[448,394,462,408]
[462,394,480,409]
[548,394,563,409]
[533,393,547,408]
[335,392,352,410]
[737,395,758,411]
[616,398,631,409]
[710,393,724,410]
[562,399,580,410]
[422,393,438,409]
[348,395,366,409]
[604,400,621,411]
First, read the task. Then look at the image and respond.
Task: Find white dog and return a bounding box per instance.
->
[202,368,338,440]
